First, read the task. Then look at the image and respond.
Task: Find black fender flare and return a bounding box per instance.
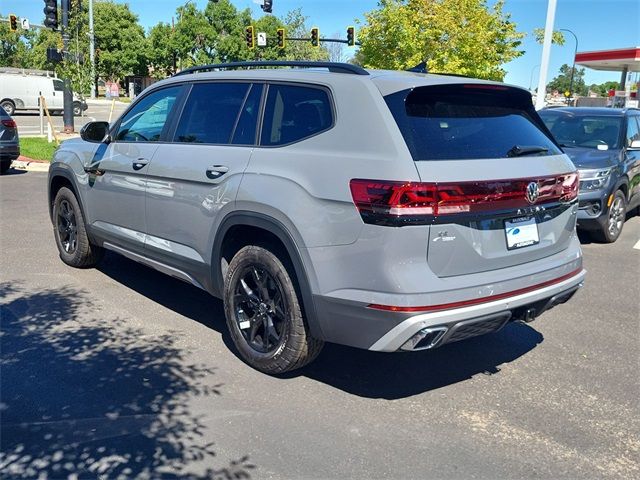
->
[48,165,86,222]
[211,211,325,340]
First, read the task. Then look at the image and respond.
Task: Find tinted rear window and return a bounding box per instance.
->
[260,84,333,146]
[539,112,623,149]
[385,85,561,161]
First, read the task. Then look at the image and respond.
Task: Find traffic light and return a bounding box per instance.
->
[310,27,319,47]
[261,0,273,14]
[346,26,355,46]
[9,14,18,32]
[276,28,285,49]
[43,0,58,30]
[245,25,254,49]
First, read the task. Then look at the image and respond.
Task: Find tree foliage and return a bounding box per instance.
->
[532,28,565,46]
[547,63,587,96]
[357,0,525,80]
[588,81,619,97]
[93,1,147,81]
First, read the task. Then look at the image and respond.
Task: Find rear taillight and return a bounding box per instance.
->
[350,173,579,226]
[1,119,17,128]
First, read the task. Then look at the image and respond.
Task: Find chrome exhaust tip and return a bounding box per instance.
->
[400,326,448,351]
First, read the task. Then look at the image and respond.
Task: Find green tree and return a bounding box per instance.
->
[357,0,525,80]
[93,0,147,81]
[589,81,619,97]
[532,28,565,46]
[0,15,38,68]
[547,63,587,96]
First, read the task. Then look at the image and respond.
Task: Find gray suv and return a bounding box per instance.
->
[48,61,585,373]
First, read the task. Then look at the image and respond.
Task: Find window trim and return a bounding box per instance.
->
[111,84,188,145]
[257,81,336,148]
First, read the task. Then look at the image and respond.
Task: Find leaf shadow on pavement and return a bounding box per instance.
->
[0,282,254,479]
[96,252,544,401]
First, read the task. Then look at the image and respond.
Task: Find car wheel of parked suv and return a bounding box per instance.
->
[223,245,324,374]
[592,189,626,243]
[53,187,104,267]
[1,100,15,116]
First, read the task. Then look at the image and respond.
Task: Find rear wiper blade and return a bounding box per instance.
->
[506,145,549,157]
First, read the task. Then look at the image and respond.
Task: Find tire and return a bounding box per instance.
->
[591,189,626,243]
[223,245,323,374]
[52,187,104,268]
[1,100,15,116]
[0,161,10,175]
[73,102,82,116]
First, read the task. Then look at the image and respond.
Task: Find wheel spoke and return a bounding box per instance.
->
[239,278,260,305]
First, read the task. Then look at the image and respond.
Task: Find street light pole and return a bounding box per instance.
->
[560,28,578,105]
[89,0,96,99]
[535,0,558,110]
[61,0,74,132]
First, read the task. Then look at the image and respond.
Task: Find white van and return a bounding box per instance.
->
[0,69,87,116]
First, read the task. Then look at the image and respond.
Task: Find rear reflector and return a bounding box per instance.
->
[1,119,17,128]
[350,173,578,225]
[368,268,582,313]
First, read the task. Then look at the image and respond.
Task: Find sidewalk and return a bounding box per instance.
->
[11,156,50,172]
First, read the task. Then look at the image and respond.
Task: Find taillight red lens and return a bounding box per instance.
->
[1,119,17,128]
[350,173,579,225]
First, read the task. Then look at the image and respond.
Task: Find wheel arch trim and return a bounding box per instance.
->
[211,211,325,340]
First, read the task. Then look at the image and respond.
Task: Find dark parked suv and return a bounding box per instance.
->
[47,61,585,373]
[539,107,640,242]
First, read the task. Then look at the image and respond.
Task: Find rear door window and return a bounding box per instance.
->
[385,84,561,160]
[260,84,333,146]
[626,116,640,147]
[174,82,250,144]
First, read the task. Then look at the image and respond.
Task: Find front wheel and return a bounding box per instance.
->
[73,102,82,116]
[223,245,323,374]
[592,189,626,243]
[53,187,104,267]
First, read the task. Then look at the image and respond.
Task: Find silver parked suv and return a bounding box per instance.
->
[48,61,585,373]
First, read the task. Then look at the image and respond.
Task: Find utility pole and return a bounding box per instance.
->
[535,0,557,110]
[61,0,74,132]
[89,0,96,99]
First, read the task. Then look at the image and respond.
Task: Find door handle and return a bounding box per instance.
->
[205,165,229,179]
[132,158,149,170]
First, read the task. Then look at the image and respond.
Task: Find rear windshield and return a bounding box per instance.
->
[538,111,622,149]
[385,84,561,161]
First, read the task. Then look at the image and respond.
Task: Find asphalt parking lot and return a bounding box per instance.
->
[13,101,128,137]
[1,171,638,479]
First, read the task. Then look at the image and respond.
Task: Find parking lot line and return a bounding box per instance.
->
[634,239,640,250]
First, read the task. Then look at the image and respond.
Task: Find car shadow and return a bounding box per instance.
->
[97,252,544,400]
[0,281,254,479]
[1,167,28,176]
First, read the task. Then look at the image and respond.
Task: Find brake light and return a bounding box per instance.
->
[1,119,17,128]
[350,173,579,226]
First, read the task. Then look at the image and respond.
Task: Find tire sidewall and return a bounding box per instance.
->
[223,246,299,371]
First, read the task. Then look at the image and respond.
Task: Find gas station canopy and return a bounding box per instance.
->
[575,47,640,72]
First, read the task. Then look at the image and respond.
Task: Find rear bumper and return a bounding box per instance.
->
[0,144,20,161]
[368,268,584,351]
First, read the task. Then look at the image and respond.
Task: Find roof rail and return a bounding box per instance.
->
[173,61,369,77]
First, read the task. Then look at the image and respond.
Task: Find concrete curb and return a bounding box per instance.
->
[12,156,50,173]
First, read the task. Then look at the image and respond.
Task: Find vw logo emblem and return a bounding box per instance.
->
[526,182,540,204]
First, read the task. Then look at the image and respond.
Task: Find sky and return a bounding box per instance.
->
[3,0,639,89]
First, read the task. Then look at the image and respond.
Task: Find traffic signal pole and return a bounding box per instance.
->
[61,0,74,133]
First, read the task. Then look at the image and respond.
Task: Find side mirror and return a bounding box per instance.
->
[80,121,111,143]
[629,139,640,149]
